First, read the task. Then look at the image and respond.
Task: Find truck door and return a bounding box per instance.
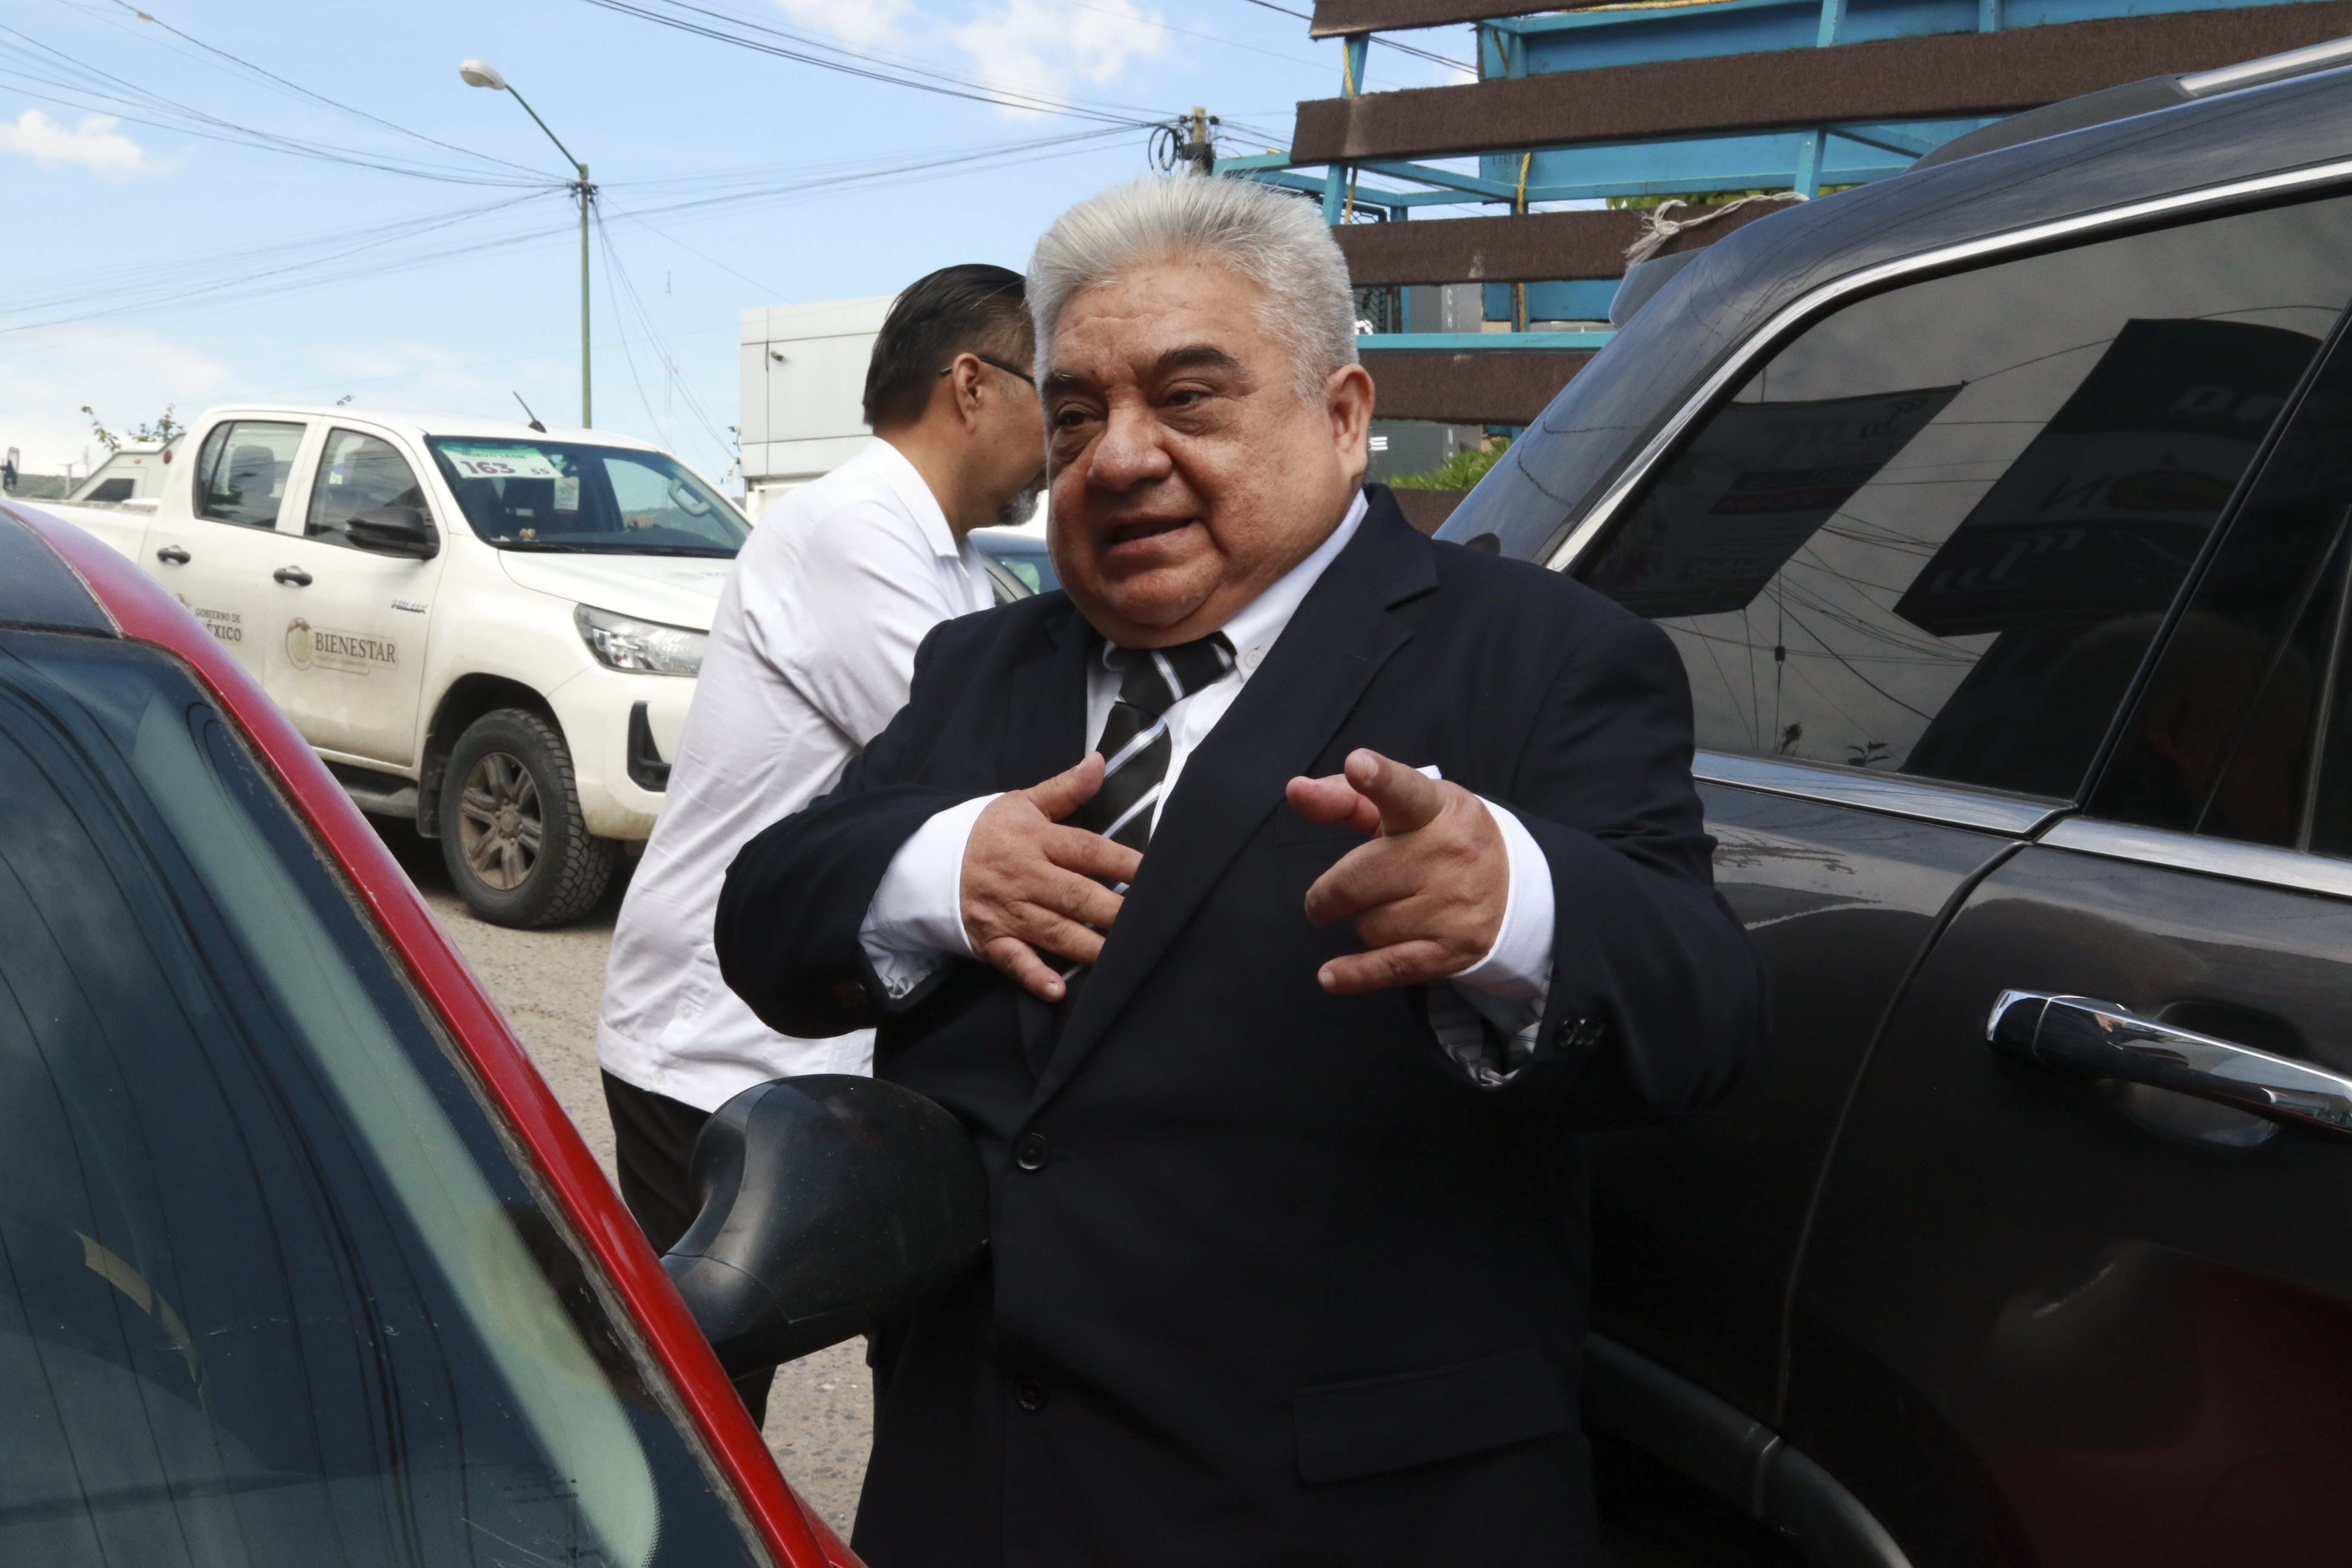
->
[142,419,312,680]
[1787,218,2352,1566]
[266,426,444,766]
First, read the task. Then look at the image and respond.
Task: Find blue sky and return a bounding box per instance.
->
[0,0,1473,484]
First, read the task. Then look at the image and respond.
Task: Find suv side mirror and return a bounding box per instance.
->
[345,505,439,559]
[662,1075,989,1373]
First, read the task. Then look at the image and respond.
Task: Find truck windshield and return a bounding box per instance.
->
[427,438,749,557]
[0,628,763,1568]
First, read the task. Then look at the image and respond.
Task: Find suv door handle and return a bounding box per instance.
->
[1988,991,2352,1138]
[272,565,313,587]
[155,545,190,565]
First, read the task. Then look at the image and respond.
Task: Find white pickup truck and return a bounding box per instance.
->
[54,404,743,928]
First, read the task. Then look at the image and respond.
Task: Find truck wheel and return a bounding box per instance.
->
[439,708,616,928]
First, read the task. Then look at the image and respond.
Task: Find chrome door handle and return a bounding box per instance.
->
[1987,990,2352,1138]
[272,565,312,587]
[154,544,190,565]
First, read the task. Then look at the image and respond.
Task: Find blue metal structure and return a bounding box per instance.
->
[1224,0,2334,346]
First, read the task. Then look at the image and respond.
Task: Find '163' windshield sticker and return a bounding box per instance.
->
[441,444,561,482]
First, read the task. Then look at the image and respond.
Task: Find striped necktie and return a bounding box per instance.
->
[1069,632,1237,852]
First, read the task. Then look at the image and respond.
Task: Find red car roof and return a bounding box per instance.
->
[0,500,857,1568]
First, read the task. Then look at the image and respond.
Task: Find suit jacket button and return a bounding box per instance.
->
[829,982,867,1009]
[1014,1378,1048,1412]
[1013,1132,1050,1172]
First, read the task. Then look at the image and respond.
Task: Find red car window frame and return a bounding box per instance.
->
[3,499,858,1568]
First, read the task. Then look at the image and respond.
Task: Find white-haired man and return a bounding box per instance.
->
[717,178,1765,1565]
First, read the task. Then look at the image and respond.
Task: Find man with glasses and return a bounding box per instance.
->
[596,263,1045,1421]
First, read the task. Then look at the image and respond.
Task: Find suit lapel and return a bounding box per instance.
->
[1030,494,1439,1111]
[997,599,1094,1078]
[997,597,1095,787]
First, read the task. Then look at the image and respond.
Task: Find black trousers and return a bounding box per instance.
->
[602,1069,778,1424]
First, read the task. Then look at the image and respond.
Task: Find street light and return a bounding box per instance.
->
[461,58,593,427]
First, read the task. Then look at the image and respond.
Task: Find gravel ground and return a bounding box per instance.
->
[372,820,875,1537]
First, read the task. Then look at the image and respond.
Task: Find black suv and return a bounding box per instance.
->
[1443,44,2352,1568]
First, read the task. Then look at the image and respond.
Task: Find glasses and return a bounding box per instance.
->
[939,352,1035,388]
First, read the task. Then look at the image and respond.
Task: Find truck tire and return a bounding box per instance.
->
[439,708,616,928]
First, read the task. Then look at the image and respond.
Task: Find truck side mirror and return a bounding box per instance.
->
[345,505,439,560]
[661,1075,989,1373]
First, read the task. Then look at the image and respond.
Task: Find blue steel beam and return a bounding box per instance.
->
[1247,117,1980,206]
[1357,331,1616,350]
[1484,0,2329,73]
[1475,118,1991,194]
[1482,280,1621,321]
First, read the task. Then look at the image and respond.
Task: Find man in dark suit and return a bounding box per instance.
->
[717,175,1767,1567]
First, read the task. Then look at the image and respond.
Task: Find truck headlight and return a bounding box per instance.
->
[574,604,707,677]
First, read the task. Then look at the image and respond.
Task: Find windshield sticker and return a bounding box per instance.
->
[286,617,397,674]
[442,445,560,482]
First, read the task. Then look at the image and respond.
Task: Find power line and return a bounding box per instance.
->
[89,0,547,177]
[0,192,573,334]
[0,24,555,186]
[1229,0,1475,71]
[611,0,1183,123]
[0,126,1135,334]
[595,207,733,453]
[571,0,1169,126]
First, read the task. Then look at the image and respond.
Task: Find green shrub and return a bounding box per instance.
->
[1387,437,1510,491]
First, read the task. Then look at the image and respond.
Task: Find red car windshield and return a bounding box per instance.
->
[0,627,765,1567]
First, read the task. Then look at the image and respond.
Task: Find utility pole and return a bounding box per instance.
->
[461,60,595,426]
[1183,106,1220,175]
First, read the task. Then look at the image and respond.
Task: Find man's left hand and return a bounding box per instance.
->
[1287,748,1509,994]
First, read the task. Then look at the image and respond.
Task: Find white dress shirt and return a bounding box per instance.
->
[598,438,991,1112]
[858,491,1555,1062]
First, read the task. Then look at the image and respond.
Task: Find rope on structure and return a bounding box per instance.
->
[1513,151,1533,332]
[1623,191,1807,266]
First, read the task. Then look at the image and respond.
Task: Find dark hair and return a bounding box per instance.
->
[862,263,1032,429]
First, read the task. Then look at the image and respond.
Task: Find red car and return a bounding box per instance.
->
[0,499,879,1565]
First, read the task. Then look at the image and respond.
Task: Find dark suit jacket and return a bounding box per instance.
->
[717,487,1767,1568]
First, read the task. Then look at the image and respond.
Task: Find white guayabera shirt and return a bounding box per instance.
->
[597,438,990,1112]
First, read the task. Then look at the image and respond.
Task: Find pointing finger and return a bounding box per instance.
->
[1344,749,1445,837]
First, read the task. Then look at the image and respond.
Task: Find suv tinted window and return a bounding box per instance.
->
[2092,321,2352,851]
[192,420,304,530]
[0,631,760,1568]
[1577,195,2352,798]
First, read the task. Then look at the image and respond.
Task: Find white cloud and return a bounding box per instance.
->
[950,0,1167,114]
[0,110,163,181]
[0,322,229,475]
[772,0,913,50]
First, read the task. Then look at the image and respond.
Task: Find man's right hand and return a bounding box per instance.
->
[962,753,1141,1001]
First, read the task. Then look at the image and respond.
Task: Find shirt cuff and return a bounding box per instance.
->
[858,793,999,1000]
[1447,796,1554,1006]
